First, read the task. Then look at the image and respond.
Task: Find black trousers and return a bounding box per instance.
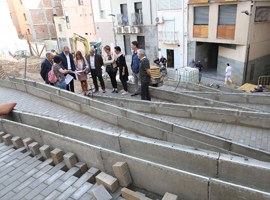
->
[66,79,75,92]
[120,76,128,91]
[91,69,105,91]
[141,82,151,101]
[107,70,117,89]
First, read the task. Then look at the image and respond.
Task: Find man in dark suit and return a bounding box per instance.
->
[40,52,53,85]
[58,46,76,92]
[86,47,106,93]
[138,49,152,101]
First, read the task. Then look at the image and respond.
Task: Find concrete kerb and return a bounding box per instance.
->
[164,81,221,92]
[36,82,61,95]
[59,89,91,106]
[218,154,270,193]
[50,93,81,112]
[25,85,51,101]
[209,179,270,200]
[0,79,16,89]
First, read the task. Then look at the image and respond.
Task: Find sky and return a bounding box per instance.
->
[0,0,28,55]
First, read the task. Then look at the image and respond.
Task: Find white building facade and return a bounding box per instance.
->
[110,0,158,62]
[156,0,188,69]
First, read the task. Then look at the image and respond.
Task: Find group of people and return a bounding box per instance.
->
[40,41,152,101]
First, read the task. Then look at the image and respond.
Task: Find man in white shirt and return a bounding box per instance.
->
[225,63,232,84]
[59,46,76,92]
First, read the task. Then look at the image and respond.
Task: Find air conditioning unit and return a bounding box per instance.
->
[155,16,164,24]
[131,27,140,34]
[123,26,131,34]
[116,27,124,34]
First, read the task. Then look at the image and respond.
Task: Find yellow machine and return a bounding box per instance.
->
[72,33,90,55]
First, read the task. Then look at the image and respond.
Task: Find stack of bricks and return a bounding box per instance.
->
[95,172,119,193]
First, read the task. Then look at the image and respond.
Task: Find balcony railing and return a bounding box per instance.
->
[117,14,129,26]
[158,31,179,44]
[131,12,143,26]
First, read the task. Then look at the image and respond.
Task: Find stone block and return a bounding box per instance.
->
[3,134,12,145]
[162,192,178,200]
[63,152,78,169]
[75,162,88,174]
[92,185,112,200]
[28,142,41,156]
[112,162,132,187]
[39,145,51,159]
[23,137,33,150]
[95,172,119,193]
[51,148,64,165]
[88,167,101,183]
[121,188,142,200]
[0,131,6,143]
[11,136,24,149]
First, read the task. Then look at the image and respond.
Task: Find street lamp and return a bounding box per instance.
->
[108,14,117,46]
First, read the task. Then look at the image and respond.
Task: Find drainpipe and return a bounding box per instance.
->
[242,2,254,84]
[182,0,185,68]
[150,0,153,25]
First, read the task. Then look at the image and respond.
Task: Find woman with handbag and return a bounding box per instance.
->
[114,46,129,95]
[74,51,90,96]
[103,45,118,93]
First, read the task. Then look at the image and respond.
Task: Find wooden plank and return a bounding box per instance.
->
[217,25,235,40]
[193,25,208,38]
[189,0,208,4]
[212,0,237,3]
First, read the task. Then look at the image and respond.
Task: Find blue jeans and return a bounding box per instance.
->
[199,72,202,82]
[55,81,66,89]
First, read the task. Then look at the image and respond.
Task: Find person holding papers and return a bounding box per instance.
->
[74,51,90,96]
[52,55,73,89]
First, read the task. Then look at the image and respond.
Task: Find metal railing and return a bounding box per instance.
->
[158,31,179,44]
[117,14,129,26]
[258,75,270,86]
[131,12,143,25]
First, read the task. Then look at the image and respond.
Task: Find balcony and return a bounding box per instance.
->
[158,31,179,44]
[117,14,129,26]
[131,12,143,26]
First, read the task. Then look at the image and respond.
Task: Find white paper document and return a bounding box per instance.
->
[65,74,74,84]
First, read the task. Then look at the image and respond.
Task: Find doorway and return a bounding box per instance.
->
[195,42,218,71]
[167,49,174,68]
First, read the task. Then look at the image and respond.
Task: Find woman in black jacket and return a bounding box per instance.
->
[114,46,129,95]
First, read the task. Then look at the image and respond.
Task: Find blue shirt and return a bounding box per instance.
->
[131,51,140,74]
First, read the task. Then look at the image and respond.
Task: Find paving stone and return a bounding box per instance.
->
[33,164,53,178]
[96,172,119,193]
[0,180,20,198]
[45,170,65,185]
[17,151,31,160]
[80,192,94,200]
[11,136,24,149]
[71,182,93,200]
[28,142,41,156]
[57,185,77,199]
[75,161,88,174]
[44,190,61,200]
[41,179,64,196]
[57,176,78,192]
[73,172,94,188]
[29,173,50,189]
[162,192,178,200]
[47,161,66,175]
[121,187,144,200]
[22,159,42,173]
[12,187,32,200]
[40,145,51,159]
[4,170,24,186]
[64,152,78,169]
[36,158,53,170]
[33,194,46,200]
[14,177,35,192]
[24,183,47,200]
[3,134,12,145]
[92,184,112,200]
[88,167,101,183]
[0,132,6,143]
[18,168,39,183]
[51,148,64,165]
[1,191,15,200]
[60,167,81,181]
[113,162,132,187]
[23,138,33,150]
[8,163,28,176]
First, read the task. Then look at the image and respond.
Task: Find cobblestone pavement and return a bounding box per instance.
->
[0,87,135,136]
[0,143,121,200]
[144,113,270,152]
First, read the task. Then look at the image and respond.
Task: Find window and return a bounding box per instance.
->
[135,2,142,14]
[78,0,83,5]
[158,0,181,10]
[121,4,128,25]
[137,36,145,50]
[64,10,70,29]
[58,24,62,32]
[123,35,131,55]
[133,2,143,25]
[255,6,270,22]
[194,6,209,25]
[23,13,27,21]
[218,5,237,25]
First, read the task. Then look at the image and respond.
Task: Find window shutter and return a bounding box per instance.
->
[194,6,209,25]
[218,5,237,25]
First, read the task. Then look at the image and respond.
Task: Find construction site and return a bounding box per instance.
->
[0,54,269,199]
